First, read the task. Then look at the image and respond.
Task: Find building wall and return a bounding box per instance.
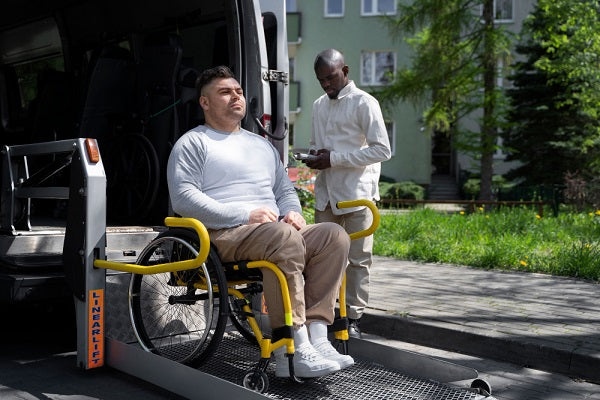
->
[288,0,536,186]
[288,0,430,184]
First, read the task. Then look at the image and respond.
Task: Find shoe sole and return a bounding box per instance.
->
[275,364,340,378]
[317,352,354,369]
[336,357,354,369]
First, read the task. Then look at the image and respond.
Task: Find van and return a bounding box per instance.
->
[0,0,289,304]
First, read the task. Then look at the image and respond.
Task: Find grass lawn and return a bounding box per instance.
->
[372,207,600,281]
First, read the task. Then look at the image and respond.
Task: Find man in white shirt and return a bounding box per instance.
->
[167,66,355,378]
[305,49,392,338]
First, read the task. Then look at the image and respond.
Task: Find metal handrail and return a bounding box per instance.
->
[94,217,210,274]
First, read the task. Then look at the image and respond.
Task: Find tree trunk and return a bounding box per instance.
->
[479,0,496,200]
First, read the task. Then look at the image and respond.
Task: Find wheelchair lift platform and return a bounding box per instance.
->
[99,273,493,400]
[105,330,492,400]
[10,139,491,399]
[93,264,494,400]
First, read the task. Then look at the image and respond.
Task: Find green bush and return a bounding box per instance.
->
[462,178,481,199]
[380,181,425,201]
[462,175,510,199]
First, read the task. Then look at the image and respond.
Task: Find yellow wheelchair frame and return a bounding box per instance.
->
[95,199,379,393]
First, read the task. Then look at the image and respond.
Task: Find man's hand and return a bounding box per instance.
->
[305,149,331,170]
[248,207,278,224]
[281,211,306,230]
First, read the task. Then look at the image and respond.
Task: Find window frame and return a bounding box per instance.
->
[286,0,297,12]
[361,0,397,16]
[480,0,514,23]
[360,50,396,86]
[324,0,345,18]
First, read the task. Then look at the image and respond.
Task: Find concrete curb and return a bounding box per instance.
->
[361,309,600,384]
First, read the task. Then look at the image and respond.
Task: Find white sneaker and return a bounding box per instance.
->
[275,342,341,378]
[312,338,354,369]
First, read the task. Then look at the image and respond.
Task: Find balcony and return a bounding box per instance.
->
[287,12,301,44]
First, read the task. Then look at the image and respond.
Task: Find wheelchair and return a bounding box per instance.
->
[127,200,379,393]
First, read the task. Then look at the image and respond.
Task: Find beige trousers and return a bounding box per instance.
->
[208,221,350,328]
[315,204,373,320]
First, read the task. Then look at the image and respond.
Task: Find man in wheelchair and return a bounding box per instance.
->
[166,66,354,378]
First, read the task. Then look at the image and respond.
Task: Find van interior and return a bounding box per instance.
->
[0,0,267,226]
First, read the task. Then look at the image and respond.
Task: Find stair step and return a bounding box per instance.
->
[428,175,460,200]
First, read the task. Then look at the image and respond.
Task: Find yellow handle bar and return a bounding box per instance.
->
[336,199,380,240]
[93,217,210,274]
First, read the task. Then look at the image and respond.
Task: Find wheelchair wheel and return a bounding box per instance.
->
[129,228,228,366]
[242,370,269,393]
[471,378,492,396]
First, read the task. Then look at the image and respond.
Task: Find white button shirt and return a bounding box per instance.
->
[310,81,392,214]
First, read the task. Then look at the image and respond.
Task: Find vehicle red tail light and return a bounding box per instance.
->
[260,114,272,134]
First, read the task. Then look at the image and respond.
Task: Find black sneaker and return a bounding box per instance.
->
[348,318,362,339]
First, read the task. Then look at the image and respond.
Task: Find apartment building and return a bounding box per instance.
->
[286,0,535,194]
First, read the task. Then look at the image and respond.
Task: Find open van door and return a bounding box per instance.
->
[0,0,289,304]
[258,0,290,164]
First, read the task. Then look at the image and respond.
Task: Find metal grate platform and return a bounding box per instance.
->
[104,276,484,399]
[198,333,478,400]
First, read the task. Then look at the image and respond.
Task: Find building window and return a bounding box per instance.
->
[361,0,396,16]
[385,121,396,156]
[475,57,508,92]
[286,0,297,12]
[360,51,395,86]
[325,0,344,17]
[481,0,513,22]
[496,57,504,88]
[495,0,513,22]
[289,57,296,80]
[494,136,506,160]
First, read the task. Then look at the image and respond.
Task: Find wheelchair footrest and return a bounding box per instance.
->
[271,325,294,342]
[328,317,348,332]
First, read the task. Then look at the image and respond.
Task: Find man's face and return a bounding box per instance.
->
[315,63,348,99]
[200,77,246,122]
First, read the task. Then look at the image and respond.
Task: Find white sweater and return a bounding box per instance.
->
[167,125,301,229]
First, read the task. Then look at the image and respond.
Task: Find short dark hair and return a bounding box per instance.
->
[314,48,345,70]
[196,65,236,97]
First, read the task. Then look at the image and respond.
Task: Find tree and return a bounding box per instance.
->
[503,0,600,185]
[503,3,598,185]
[533,0,600,127]
[376,0,511,200]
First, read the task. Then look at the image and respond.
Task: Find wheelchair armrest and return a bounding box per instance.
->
[94,217,210,274]
[223,260,263,281]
